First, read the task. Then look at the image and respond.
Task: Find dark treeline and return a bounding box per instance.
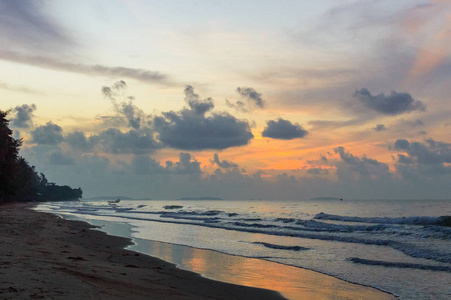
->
[0,110,82,203]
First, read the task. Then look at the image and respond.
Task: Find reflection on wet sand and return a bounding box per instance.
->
[130,239,395,300]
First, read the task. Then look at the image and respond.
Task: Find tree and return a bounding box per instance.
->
[0,110,22,201]
[1,109,83,203]
[14,157,40,201]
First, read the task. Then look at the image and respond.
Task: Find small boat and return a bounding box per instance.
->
[108,198,121,204]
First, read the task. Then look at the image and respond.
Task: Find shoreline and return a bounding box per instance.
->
[0,202,283,299]
[128,238,399,300]
[38,203,396,300]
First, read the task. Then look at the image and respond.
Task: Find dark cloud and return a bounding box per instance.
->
[11,104,36,128]
[154,111,253,150]
[31,122,64,145]
[101,80,127,99]
[0,0,72,52]
[48,151,74,165]
[394,139,451,165]
[165,153,202,175]
[373,124,386,131]
[65,128,159,154]
[306,167,330,175]
[130,153,202,176]
[184,85,214,115]
[397,154,413,164]
[262,118,308,140]
[394,139,410,150]
[65,131,94,151]
[154,87,253,150]
[91,128,159,154]
[334,146,390,178]
[131,155,164,175]
[227,87,265,113]
[102,80,145,129]
[212,153,238,169]
[0,51,169,85]
[354,88,425,115]
[237,87,265,108]
[393,139,451,182]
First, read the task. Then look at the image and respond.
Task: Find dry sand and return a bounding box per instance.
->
[0,203,283,299]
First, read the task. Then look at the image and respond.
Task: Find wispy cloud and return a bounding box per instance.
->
[0,51,171,85]
[0,82,45,95]
[0,0,73,52]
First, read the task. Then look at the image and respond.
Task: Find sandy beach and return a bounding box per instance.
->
[1,202,397,299]
[0,203,283,299]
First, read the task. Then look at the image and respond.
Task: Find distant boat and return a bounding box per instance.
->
[108,199,120,204]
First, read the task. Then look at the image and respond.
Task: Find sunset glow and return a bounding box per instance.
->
[1,0,450,200]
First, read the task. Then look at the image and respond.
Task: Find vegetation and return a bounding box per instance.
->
[0,110,82,203]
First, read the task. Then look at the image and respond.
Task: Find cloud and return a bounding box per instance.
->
[11,104,36,128]
[65,131,94,152]
[236,87,265,108]
[306,167,330,175]
[0,0,72,52]
[131,155,164,175]
[64,128,159,154]
[212,153,238,169]
[48,151,74,165]
[130,153,202,176]
[0,82,45,95]
[91,128,159,154]
[165,153,202,175]
[67,85,252,153]
[354,88,426,115]
[0,51,169,85]
[227,87,265,113]
[184,85,214,115]
[393,138,451,182]
[153,87,253,150]
[394,139,410,150]
[373,124,386,131]
[334,146,390,179]
[394,138,451,165]
[31,122,64,145]
[101,80,146,129]
[262,118,308,140]
[226,99,247,113]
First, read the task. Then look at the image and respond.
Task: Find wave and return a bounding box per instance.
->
[252,242,309,251]
[163,205,183,209]
[314,212,451,227]
[58,203,451,264]
[348,257,451,273]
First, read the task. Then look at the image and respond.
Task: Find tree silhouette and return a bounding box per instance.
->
[1,110,82,202]
[0,110,22,200]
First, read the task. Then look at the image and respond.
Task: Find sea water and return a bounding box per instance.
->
[36,199,451,299]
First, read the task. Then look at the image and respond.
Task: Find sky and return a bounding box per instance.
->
[1,0,451,200]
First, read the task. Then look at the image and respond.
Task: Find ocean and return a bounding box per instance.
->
[36,199,451,299]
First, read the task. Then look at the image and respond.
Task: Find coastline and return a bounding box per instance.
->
[1,202,397,299]
[0,203,283,299]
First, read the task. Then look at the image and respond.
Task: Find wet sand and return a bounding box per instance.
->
[1,203,397,299]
